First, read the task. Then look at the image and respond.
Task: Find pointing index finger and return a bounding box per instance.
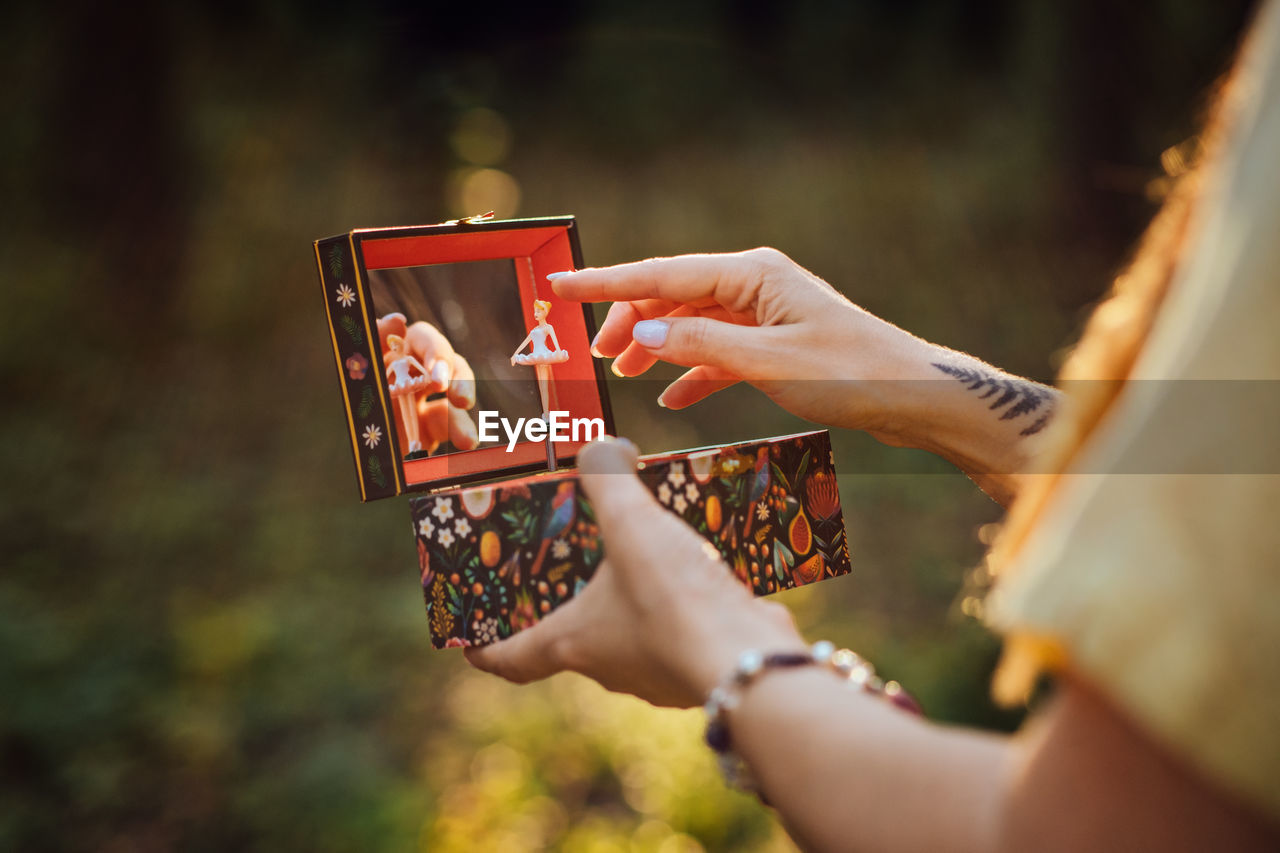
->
[551,253,765,315]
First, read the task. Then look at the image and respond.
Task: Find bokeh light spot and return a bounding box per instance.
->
[449,167,521,219]
[451,107,512,166]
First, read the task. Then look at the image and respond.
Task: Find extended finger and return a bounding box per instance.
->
[610,341,660,377]
[593,299,681,358]
[629,315,781,379]
[658,365,740,409]
[552,252,769,315]
[419,397,450,453]
[448,404,479,450]
[447,351,477,410]
[608,304,696,377]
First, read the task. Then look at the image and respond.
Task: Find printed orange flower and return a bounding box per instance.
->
[805,470,840,520]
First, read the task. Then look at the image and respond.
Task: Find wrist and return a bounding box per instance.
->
[702,641,922,796]
[678,598,806,702]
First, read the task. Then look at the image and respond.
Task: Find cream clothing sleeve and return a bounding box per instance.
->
[986,1,1280,821]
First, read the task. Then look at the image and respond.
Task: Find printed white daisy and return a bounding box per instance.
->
[437,527,456,547]
[667,463,686,488]
[362,424,382,449]
[335,284,356,308]
[657,482,672,505]
[684,483,698,502]
[454,517,471,538]
[551,538,571,560]
[756,502,769,521]
[673,494,688,513]
[417,517,434,538]
[432,497,455,523]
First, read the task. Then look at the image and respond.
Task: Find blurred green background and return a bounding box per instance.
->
[2,1,1254,849]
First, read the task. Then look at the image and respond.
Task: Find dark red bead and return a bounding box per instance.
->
[704,720,732,752]
[886,686,923,716]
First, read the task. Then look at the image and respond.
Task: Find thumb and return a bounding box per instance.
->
[630,316,769,376]
[577,437,663,558]
[578,437,715,593]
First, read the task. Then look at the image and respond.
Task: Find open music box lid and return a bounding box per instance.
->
[315,216,615,501]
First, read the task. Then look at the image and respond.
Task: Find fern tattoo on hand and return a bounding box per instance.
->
[932,362,1057,436]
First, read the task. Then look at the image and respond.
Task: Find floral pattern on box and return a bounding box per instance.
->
[411,430,852,649]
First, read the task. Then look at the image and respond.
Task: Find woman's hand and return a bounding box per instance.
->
[464,437,805,708]
[377,313,479,453]
[552,248,927,437]
[552,250,1059,504]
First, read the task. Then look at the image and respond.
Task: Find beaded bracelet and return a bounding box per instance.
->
[703,640,922,795]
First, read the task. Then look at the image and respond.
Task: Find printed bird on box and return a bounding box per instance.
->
[741,446,771,537]
[529,481,576,577]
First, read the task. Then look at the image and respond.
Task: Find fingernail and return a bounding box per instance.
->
[610,361,626,378]
[656,395,668,408]
[546,270,575,280]
[456,379,476,408]
[589,331,603,357]
[432,361,451,386]
[632,319,669,348]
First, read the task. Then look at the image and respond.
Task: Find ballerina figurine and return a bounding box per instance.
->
[385,333,432,455]
[510,299,569,469]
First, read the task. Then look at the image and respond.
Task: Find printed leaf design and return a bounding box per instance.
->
[794,449,811,488]
[339,315,364,344]
[770,462,791,493]
[328,244,344,278]
[367,454,386,488]
[356,385,374,418]
[501,505,539,546]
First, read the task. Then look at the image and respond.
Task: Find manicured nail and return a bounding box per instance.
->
[432,361,451,386]
[590,344,604,358]
[656,395,668,408]
[632,319,669,348]
[610,361,626,378]
[455,378,476,409]
[546,270,575,280]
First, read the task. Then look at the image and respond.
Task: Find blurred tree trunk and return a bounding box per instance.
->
[41,0,189,357]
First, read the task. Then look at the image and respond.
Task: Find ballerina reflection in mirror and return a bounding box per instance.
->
[510,299,569,469]
[385,333,432,456]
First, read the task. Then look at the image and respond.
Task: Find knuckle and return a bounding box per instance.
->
[549,634,583,673]
[745,246,787,269]
[677,316,708,354]
[759,600,796,631]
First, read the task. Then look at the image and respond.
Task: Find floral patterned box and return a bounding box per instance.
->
[412,430,851,649]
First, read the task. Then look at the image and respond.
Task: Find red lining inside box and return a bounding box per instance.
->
[359,225,606,486]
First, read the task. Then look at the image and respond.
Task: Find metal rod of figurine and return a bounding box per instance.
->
[536,366,556,470]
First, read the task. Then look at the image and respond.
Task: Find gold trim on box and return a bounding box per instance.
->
[349,233,403,494]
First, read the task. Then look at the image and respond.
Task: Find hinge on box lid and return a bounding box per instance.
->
[441,211,495,226]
